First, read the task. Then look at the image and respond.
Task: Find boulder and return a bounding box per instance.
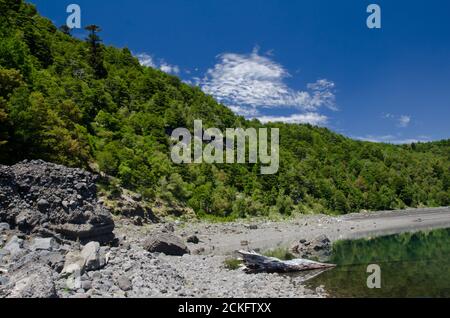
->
[80,242,107,272]
[0,276,8,286]
[37,199,50,212]
[4,236,24,257]
[7,265,57,298]
[62,250,86,276]
[116,276,132,291]
[42,252,65,273]
[0,223,10,232]
[0,249,10,262]
[62,242,107,275]
[30,237,59,251]
[144,233,190,256]
[66,275,82,291]
[81,280,92,291]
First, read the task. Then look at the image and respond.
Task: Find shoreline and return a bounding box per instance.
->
[2,207,449,298]
[149,206,450,256]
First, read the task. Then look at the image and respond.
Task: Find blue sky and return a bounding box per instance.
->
[30,0,450,143]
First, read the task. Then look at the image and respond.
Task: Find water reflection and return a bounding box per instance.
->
[305,228,450,298]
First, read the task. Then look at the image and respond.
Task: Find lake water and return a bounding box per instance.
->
[305,228,450,298]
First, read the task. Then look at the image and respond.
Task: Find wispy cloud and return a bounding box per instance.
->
[160,63,180,75]
[136,53,180,75]
[227,105,260,117]
[137,49,335,127]
[200,49,336,112]
[383,113,412,128]
[136,53,156,68]
[256,112,328,126]
[398,115,411,128]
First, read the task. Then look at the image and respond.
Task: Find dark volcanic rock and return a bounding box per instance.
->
[187,235,200,244]
[144,233,190,256]
[0,160,114,243]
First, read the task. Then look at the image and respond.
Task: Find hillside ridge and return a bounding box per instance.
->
[0,0,449,218]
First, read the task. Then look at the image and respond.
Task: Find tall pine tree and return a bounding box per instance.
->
[85,24,107,79]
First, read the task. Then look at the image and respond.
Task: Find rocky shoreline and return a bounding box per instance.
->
[0,161,327,298]
[0,218,329,298]
[1,161,449,298]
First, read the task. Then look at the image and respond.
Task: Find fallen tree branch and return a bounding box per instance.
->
[238,250,336,273]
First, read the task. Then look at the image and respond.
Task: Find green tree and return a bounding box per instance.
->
[85,24,107,79]
[0,67,23,97]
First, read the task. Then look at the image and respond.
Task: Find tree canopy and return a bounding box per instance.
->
[1,0,449,218]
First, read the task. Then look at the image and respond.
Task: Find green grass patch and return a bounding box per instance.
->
[224,258,243,270]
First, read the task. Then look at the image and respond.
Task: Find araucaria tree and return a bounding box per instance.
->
[85,24,107,79]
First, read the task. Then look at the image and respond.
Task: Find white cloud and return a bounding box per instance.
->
[398,115,411,128]
[255,112,328,126]
[228,105,260,117]
[136,53,180,75]
[160,63,180,75]
[383,113,412,128]
[136,53,156,68]
[200,50,336,112]
[137,49,336,126]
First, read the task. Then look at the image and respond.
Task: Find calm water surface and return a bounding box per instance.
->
[305,228,450,298]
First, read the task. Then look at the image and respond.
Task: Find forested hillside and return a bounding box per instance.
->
[1,0,449,218]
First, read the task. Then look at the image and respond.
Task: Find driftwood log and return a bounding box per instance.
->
[238,250,336,273]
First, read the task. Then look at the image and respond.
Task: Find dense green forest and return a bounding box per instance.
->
[0,0,449,218]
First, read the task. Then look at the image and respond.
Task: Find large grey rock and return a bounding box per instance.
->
[81,242,107,272]
[0,223,10,232]
[116,276,132,291]
[0,160,115,243]
[4,236,24,257]
[37,199,50,212]
[42,252,65,273]
[30,237,59,251]
[0,276,9,286]
[7,265,57,298]
[144,233,190,256]
[0,249,9,262]
[66,275,82,291]
[62,242,107,275]
[62,250,86,276]
[81,280,92,291]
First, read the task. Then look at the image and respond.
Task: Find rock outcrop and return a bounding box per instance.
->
[0,160,114,243]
